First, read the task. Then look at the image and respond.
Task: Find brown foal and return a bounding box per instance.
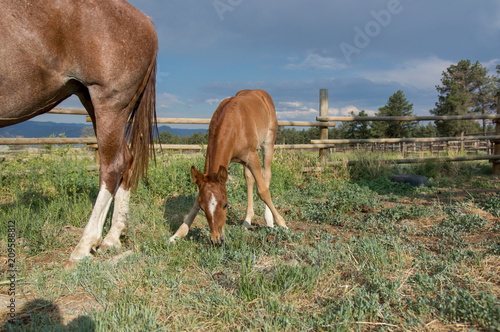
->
[169,89,287,244]
[0,0,158,265]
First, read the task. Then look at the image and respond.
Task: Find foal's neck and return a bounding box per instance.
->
[204,139,232,175]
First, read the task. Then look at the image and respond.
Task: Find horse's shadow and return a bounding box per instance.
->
[4,298,96,332]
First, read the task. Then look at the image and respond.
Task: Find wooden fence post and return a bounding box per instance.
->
[493,95,500,175]
[95,148,100,166]
[319,89,329,163]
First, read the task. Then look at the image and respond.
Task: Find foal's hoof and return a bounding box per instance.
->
[64,260,76,270]
[242,221,252,229]
[275,220,288,229]
[168,235,179,243]
[100,239,122,251]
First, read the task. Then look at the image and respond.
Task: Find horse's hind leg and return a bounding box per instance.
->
[100,173,130,250]
[69,183,114,263]
[99,116,134,251]
[75,91,130,251]
[260,141,275,227]
[246,151,287,229]
[69,104,131,263]
[242,165,255,228]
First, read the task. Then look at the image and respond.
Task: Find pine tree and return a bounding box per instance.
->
[371,90,415,138]
[343,110,371,139]
[413,122,437,138]
[431,60,493,136]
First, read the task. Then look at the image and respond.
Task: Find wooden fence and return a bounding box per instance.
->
[1,91,500,174]
[313,91,500,174]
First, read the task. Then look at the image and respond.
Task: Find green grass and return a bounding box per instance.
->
[0,148,499,331]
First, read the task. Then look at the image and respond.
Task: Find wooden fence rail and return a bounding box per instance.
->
[4,91,500,175]
[317,114,500,122]
[0,137,97,145]
[311,135,500,145]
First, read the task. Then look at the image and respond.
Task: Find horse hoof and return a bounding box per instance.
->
[168,235,178,243]
[100,239,122,251]
[242,221,252,229]
[64,261,76,270]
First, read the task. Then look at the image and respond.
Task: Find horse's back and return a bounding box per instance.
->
[235,89,276,118]
[0,0,157,126]
[208,89,277,157]
[213,89,277,130]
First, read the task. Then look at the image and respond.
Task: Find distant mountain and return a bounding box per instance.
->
[0,121,206,138]
[157,125,207,138]
[0,121,93,138]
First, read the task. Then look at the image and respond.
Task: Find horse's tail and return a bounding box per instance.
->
[126,53,158,190]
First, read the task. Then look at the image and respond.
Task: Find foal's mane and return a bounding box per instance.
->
[209,97,232,131]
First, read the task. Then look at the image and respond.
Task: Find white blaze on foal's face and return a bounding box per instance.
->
[191,165,229,244]
[208,194,217,219]
[198,182,228,245]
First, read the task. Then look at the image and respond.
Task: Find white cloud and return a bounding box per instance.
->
[205,98,226,106]
[157,93,184,109]
[280,101,304,108]
[484,58,500,72]
[285,53,347,71]
[276,103,378,120]
[276,101,317,119]
[364,57,453,90]
[328,106,377,117]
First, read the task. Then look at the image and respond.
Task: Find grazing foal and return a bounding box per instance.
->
[169,89,287,244]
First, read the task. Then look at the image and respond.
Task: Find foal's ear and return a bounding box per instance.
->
[217,166,228,185]
[191,166,204,187]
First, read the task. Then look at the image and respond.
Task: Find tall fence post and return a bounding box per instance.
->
[493,95,500,175]
[319,89,329,163]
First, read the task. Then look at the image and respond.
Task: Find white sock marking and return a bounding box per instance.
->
[264,206,274,227]
[70,184,113,261]
[102,186,130,248]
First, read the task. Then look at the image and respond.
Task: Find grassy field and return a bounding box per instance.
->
[0,147,499,331]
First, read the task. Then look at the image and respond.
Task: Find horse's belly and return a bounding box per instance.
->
[0,72,71,127]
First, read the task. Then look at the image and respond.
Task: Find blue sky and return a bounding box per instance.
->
[44,0,500,126]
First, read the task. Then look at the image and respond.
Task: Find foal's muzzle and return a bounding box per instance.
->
[211,234,225,246]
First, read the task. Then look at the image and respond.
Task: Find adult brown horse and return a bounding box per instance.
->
[169,89,288,244]
[0,0,158,266]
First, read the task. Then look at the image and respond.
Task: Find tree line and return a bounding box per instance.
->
[159,60,500,145]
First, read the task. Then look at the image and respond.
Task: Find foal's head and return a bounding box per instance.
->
[191,165,229,245]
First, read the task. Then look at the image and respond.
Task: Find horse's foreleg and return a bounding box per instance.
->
[243,165,255,228]
[168,198,201,243]
[69,184,114,262]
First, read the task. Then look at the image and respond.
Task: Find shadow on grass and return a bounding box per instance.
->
[162,194,196,234]
[4,298,95,332]
[161,193,249,244]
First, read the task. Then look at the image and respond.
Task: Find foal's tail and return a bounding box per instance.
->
[126,54,158,190]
